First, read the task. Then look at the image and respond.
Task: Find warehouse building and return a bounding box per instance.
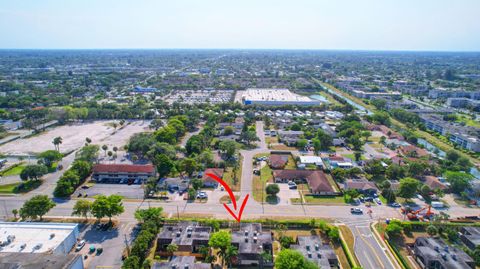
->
[0,222,79,255]
[242,88,322,106]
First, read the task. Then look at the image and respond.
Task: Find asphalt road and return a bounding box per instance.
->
[2,120,480,269]
[344,219,396,269]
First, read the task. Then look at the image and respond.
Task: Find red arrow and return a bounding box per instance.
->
[223,194,249,223]
[206,172,237,210]
[205,173,249,222]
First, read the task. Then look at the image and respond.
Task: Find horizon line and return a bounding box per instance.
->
[0,48,479,53]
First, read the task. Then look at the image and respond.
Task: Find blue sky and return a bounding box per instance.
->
[0,0,479,51]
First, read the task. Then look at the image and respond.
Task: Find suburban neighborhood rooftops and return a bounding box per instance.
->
[153,255,210,269]
[93,164,155,173]
[158,222,211,246]
[291,235,338,269]
[414,237,474,269]
[231,223,273,255]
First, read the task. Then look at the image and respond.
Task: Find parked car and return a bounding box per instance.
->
[363,196,374,202]
[431,201,445,208]
[374,198,382,205]
[196,191,208,199]
[350,208,363,214]
[75,240,86,251]
[388,202,401,208]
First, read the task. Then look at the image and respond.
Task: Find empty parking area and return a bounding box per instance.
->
[0,120,150,155]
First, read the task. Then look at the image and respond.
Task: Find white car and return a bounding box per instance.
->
[196,192,208,199]
[75,240,86,251]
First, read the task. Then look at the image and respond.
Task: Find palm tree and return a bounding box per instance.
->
[223,245,238,268]
[52,136,63,151]
[102,145,108,156]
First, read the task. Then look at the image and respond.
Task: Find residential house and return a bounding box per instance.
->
[411,237,474,269]
[332,138,346,147]
[202,168,224,188]
[277,130,304,146]
[423,176,448,191]
[273,170,337,195]
[298,156,324,169]
[92,164,156,184]
[218,117,245,135]
[291,235,339,269]
[231,223,273,267]
[156,222,211,256]
[327,156,354,169]
[398,145,429,158]
[158,178,190,193]
[343,178,379,195]
[268,154,289,169]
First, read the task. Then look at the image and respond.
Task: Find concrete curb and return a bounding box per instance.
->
[370,221,402,269]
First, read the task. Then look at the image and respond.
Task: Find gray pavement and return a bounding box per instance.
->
[344,219,396,269]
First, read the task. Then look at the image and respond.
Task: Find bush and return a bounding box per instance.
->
[53,160,92,198]
[266,184,280,197]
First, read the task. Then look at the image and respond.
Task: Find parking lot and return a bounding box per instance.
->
[74,222,138,268]
[75,183,144,200]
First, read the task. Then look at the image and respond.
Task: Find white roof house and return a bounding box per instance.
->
[299,156,324,167]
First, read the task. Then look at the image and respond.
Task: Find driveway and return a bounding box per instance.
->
[273,183,300,205]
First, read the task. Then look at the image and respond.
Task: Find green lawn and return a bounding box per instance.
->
[302,195,345,205]
[1,165,26,177]
[457,115,480,128]
[253,165,273,202]
[341,153,365,161]
[0,183,21,194]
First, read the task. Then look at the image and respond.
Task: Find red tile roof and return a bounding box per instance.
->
[273,170,334,193]
[398,145,429,158]
[269,155,289,169]
[203,168,224,183]
[424,176,447,190]
[93,164,155,174]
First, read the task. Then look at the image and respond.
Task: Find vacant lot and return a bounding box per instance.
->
[0,120,150,155]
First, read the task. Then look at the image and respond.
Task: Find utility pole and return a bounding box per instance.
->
[3,200,8,219]
[124,234,130,256]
